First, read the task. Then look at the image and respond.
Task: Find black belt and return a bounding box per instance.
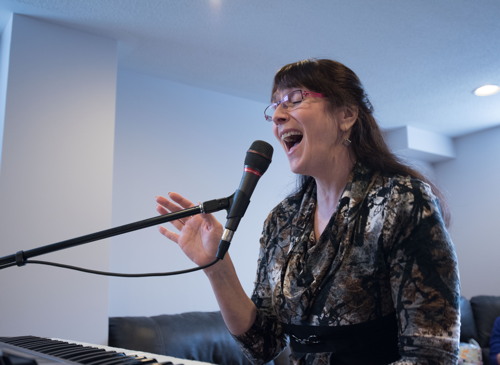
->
[283,314,400,364]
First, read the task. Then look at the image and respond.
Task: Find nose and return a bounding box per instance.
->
[272,104,290,125]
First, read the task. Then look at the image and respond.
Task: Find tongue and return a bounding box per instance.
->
[287,135,302,149]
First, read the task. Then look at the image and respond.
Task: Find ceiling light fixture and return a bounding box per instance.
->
[473,84,500,96]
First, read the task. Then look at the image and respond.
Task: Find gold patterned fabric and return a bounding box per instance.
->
[235,163,460,365]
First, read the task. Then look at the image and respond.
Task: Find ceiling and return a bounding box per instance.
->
[1,0,499,138]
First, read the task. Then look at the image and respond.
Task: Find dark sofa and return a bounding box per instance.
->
[460,295,500,364]
[109,311,290,365]
[109,295,500,365]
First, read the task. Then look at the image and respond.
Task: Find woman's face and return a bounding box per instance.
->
[271,88,350,177]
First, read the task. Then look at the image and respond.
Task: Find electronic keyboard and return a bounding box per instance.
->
[0,336,214,365]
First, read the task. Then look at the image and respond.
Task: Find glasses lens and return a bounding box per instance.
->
[264,90,304,121]
[264,104,276,121]
[287,90,304,106]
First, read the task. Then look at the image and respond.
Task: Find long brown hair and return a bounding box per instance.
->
[271,58,450,225]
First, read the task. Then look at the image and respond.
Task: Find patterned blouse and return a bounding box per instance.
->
[235,163,460,365]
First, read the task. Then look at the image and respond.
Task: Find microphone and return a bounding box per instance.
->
[216,140,273,259]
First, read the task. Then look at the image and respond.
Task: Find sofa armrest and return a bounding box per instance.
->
[460,296,479,343]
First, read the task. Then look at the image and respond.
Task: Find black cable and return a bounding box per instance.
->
[21,258,220,277]
[0,262,17,271]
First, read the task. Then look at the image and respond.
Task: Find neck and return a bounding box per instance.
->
[313,158,355,238]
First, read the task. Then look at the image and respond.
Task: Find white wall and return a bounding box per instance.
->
[108,69,294,316]
[0,15,117,344]
[435,126,500,298]
[0,15,11,167]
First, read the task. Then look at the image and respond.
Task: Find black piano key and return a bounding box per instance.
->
[27,342,74,353]
[90,354,143,365]
[47,345,140,365]
[93,354,162,365]
[43,343,90,357]
[0,337,48,348]
[129,357,160,365]
[58,346,102,359]
[62,348,109,362]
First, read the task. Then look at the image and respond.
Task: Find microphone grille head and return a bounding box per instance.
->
[246,140,273,173]
[249,140,273,159]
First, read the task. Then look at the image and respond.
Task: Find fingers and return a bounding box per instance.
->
[156,202,169,215]
[156,192,222,235]
[156,192,197,232]
[166,192,196,209]
[158,225,179,243]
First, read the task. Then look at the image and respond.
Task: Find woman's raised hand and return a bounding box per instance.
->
[156,192,224,267]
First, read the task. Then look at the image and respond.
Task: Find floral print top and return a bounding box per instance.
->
[235,163,460,365]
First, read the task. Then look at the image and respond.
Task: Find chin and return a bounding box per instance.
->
[288,160,306,175]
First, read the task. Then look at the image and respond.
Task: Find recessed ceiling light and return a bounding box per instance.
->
[209,0,222,9]
[473,84,500,96]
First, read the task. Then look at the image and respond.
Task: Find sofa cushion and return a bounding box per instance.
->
[470,295,500,348]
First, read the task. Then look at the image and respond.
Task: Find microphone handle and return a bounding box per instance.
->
[0,196,231,269]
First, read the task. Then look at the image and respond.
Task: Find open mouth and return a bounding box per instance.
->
[281,131,303,151]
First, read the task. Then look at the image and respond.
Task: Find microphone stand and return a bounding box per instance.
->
[0,196,232,270]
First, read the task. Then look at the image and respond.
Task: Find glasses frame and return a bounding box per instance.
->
[264,89,325,122]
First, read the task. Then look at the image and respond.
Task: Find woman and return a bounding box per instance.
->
[156,59,460,364]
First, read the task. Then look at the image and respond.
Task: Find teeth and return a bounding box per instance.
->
[281,131,302,141]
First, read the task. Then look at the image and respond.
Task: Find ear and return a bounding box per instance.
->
[339,105,358,132]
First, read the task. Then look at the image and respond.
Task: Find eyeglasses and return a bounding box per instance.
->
[264,89,325,122]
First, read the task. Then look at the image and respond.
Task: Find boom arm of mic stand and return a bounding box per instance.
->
[0,196,232,270]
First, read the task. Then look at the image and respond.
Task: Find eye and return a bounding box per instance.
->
[288,90,304,105]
